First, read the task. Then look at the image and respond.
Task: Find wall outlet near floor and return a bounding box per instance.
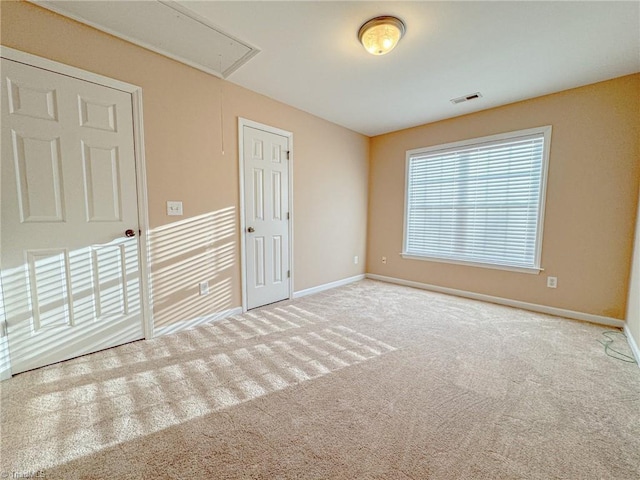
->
[354,255,359,264]
[547,276,558,288]
[382,256,387,264]
[199,281,209,296]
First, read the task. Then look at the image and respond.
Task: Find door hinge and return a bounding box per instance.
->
[286,150,290,160]
[287,270,290,278]
[287,212,290,220]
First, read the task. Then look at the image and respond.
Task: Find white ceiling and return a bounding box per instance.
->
[39,1,640,137]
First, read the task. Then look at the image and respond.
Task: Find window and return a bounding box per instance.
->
[402,126,551,273]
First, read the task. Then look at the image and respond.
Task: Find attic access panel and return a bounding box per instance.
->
[32,0,260,78]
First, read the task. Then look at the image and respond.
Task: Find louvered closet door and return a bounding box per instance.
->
[1,58,143,374]
[243,125,290,309]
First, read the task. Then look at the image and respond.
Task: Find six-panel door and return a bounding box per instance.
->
[243,125,290,309]
[0,59,143,374]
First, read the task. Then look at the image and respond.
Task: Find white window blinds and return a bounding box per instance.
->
[403,127,550,271]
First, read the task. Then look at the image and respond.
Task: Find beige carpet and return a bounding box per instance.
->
[1,279,639,479]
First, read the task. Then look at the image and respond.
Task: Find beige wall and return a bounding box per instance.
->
[627,188,640,352]
[368,75,640,319]
[1,1,369,331]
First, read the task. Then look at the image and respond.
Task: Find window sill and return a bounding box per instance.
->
[400,253,542,275]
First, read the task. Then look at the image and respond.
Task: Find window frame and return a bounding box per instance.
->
[401,125,552,274]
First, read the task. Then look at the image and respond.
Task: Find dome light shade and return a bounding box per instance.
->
[358,16,406,56]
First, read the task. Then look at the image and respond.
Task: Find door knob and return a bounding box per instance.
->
[247,227,255,233]
[125,229,136,237]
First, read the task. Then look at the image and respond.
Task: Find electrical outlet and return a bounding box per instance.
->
[547,276,557,289]
[199,281,209,296]
[354,256,359,264]
[382,256,387,264]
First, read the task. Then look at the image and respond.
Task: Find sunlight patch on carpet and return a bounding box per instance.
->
[2,308,397,472]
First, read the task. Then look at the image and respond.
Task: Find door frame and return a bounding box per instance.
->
[238,118,293,312]
[0,47,154,377]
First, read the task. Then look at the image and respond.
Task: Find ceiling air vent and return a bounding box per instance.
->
[450,92,483,104]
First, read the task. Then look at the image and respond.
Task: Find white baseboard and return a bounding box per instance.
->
[0,328,11,381]
[293,274,366,299]
[366,273,626,329]
[624,325,640,367]
[153,306,243,337]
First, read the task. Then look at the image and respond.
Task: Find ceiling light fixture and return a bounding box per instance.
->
[358,16,406,56]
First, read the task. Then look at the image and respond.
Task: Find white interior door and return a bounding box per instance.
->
[1,58,144,374]
[243,125,290,309]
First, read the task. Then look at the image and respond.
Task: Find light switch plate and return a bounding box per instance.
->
[167,201,183,216]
